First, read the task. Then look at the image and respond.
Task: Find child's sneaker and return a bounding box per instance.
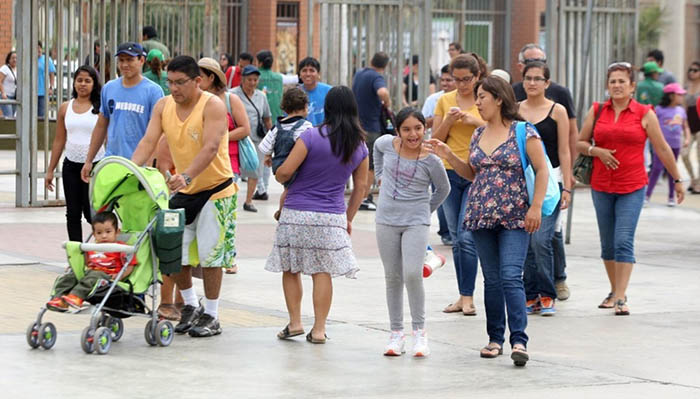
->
[412,329,430,357]
[61,294,85,309]
[540,296,556,316]
[383,331,405,356]
[46,297,68,312]
[526,297,541,315]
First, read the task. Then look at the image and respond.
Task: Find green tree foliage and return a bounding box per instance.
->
[638,4,667,50]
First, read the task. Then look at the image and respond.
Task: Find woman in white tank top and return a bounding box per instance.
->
[46,66,105,241]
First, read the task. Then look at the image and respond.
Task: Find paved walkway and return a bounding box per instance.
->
[1,153,700,397]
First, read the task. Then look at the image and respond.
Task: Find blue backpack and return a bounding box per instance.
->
[514,121,561,216]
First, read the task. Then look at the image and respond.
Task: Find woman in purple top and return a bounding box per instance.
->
[265,86,369,344]
[645,83,692,205]
[427,76,549,367]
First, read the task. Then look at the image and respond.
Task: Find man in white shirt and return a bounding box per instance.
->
[422,64,456,130]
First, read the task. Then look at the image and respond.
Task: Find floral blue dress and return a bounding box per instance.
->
[464,121,540,231]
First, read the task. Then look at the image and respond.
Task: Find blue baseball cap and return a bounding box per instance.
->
[115,42,146,57]
[241,65,260,76]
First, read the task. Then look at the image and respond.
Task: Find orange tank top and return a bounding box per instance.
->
[161,91,237,199]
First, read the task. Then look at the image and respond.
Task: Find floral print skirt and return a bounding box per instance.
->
[265,208,359,278]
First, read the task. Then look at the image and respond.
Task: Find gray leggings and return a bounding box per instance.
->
[376,223,429,331]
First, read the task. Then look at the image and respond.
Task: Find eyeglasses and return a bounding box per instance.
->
[523,76,547,83]
[166,78,193,87]
[689,68,700,73]
[523,58,546,64]
[452,75,475,84]
[608,62,632,70]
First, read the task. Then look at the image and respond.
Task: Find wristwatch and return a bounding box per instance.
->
[182,173,192,186]
[673,178,684,184]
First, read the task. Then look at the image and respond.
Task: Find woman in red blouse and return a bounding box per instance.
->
[576,62,684,316]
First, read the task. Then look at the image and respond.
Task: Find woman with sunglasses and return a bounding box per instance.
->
[576,62,685,316]
[431,53,487,316]
[682,61,700,193]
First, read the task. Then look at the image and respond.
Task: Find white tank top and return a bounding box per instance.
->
[64,99,105,163]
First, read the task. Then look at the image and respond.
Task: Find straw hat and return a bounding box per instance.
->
[197,57,226,87]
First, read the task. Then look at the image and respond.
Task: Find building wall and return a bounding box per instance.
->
[0,0,13,62]
[509,0,546,81]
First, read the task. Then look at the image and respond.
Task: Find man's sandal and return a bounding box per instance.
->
[277,325,305,340]
[306,329,328,344]
[511,346,529,367]
[480,344,502,358]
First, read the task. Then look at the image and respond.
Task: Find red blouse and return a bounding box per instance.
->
[591,99,651,194]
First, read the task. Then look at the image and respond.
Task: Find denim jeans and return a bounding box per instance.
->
[552,230,567,282]
[442,169,479,296]
[591,187,645,263]
[1,94,16,118]
[437,205,449,238]
[38,95,46,118]
[472,227,529,348]
[523,195,561,300]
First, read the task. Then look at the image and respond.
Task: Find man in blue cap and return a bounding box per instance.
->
[81,42,164,182]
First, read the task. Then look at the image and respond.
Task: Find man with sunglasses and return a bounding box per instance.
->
[81,42,164,182]
[512,43,577,302]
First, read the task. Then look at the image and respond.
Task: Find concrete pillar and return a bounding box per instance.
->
[659,0,685,85]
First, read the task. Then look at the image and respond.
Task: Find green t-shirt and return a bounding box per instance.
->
[144,70,170,95]
[257,68,284,121]
[142,39,171,60]
[636,77,663,106]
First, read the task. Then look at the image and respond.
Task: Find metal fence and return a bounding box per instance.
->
[546,0,638,117]
[317,0,511,111]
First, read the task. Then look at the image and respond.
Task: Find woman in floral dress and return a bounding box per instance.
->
[427,76,549,367]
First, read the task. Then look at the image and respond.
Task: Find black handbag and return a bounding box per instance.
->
[573,102,603,185]
[242,89,268,139]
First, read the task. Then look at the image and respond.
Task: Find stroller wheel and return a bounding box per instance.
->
[80,327,96,354]
[156,320,174,347]
[95,327,112,355]
[38,322,57,350]
[26,322,40,349]
[144,320,157,346]
[106,317,124,342]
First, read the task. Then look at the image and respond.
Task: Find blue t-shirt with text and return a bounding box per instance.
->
[301,82,332,126]
[100,77,163,157]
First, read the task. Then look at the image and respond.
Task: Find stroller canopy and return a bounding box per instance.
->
[89,156,170,232]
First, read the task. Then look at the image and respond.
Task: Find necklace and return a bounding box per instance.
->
[392,139,421,200]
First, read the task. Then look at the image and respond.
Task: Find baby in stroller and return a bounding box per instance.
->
[46,212,137,311]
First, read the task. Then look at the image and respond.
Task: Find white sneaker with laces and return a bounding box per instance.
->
[412,329,430,357]
[383,331,405,356]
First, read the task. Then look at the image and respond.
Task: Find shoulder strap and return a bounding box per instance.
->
[242,89,261,119]
[591,101,603,135]
[224,92,232,115]
[227,66,235,88]
[514,121,530,170]
[547,102,556,117]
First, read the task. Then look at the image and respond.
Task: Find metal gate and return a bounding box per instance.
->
[546,0,638,117]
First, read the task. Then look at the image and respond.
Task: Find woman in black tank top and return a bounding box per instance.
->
[517,61,573,315]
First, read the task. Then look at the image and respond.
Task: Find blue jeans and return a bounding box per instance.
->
[591,187,645,263]
[472,227,529,348]
[442,169,479,296]
[523,195,561,300]
[437,205,449,238]
[38,95,46,118]
[1,94,16,118]
[553,230,567,282]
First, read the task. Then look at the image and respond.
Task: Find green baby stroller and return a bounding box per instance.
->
[27,156,185,355]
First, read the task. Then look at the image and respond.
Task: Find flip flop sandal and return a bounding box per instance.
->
[511,347,529,367]
[225,265,239,274]
[614,299,630,316]
[277,325,305,340]
[462,305,477,316]
[598,292,614,308]
[306,329,328,344]
[442,303,462,313]
[157,304,181,321]
[480,344,503,358]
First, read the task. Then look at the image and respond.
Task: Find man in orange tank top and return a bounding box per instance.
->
[132,56,237,338]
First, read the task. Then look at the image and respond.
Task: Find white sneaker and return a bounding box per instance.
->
[412,329,430,357]
[383,331,405,356]
[667,199,676,207]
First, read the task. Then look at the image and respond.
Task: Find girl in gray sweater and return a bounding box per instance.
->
[374,108,450,357]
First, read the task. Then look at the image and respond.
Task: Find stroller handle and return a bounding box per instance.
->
[62,242,137,254]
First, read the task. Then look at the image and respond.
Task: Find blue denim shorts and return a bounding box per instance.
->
[590,187,645,263]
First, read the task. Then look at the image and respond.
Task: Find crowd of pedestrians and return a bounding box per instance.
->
[25,29,697,368]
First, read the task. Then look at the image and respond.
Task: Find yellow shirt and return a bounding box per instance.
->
[434,90,482,169]
[161,91,237,199]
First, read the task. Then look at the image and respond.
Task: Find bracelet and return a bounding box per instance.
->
[673,178,683,184]
[562,188,571,193]
[587,145,595,156]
